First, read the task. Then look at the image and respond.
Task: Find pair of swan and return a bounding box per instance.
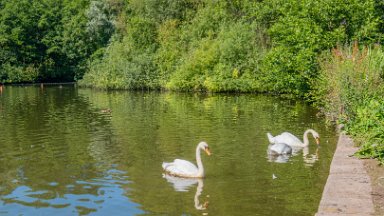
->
[162,129,320,178]
[267,129,320,155]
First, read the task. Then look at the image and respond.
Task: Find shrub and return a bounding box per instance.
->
[166,21,266,92]
[0,63,39,83]
[352,99,384,164]
[79,36,160,90]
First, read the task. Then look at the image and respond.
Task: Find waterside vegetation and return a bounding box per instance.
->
[0,0,383,163]
[312,43,384,164]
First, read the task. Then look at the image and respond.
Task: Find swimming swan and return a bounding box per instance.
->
[267,143,292,155]
[162,141,211,178]
[267,129,320,147]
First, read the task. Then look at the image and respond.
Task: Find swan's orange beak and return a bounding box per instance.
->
[315,137,320,145]
[205,147,211,156]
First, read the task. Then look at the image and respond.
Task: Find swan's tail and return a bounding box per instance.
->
[267,133,275,143]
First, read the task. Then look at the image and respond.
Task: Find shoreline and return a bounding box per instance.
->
[1,82,76,86]
[316,132,384,215]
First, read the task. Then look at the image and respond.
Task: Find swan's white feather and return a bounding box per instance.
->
[162,141,210,178]
[267,133,275,143]
[162,159,198,177]
[272,132,302,146]
[268,143,292,155]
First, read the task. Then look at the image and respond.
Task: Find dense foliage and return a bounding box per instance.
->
[1,0,384,162]
[311,44,384,164]
[0,0,117,82]
[79,0,382,94]
[1,0,382,92]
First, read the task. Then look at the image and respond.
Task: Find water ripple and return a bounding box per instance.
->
[0,168,143,215]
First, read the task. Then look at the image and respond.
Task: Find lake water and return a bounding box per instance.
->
[0,85,337,215]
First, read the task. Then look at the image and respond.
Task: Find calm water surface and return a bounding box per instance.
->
[0,85,337,215]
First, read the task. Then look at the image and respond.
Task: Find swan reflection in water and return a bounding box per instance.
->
[267,143,293,163]
[162,174,209,210]
[302,147,319,166]
[267,152,292,163]
[267,144,319,165]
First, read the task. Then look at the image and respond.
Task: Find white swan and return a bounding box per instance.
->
[267,143,292,155]
[267,129,320,147]
[162,141,211,178]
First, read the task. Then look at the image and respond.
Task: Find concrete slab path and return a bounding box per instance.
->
[316,133,374,215]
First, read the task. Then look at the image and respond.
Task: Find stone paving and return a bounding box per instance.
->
[316,133,374,216]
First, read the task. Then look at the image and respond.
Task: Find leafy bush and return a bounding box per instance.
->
[0,0,119,82]
[352,99,384,164]
[257,0,379,95]
[166,21,266,92]
[79,37,159,90]
[0,64,39,83]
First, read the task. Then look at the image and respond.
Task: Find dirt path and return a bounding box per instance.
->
[364,159,384,215]
[315,133,381,216]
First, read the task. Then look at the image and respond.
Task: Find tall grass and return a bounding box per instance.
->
[312,42,384,164]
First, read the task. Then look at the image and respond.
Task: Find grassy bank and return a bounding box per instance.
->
[311,43,384,164]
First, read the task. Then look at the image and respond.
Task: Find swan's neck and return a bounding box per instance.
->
[196,146,204,177]
[302,129,314,147]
